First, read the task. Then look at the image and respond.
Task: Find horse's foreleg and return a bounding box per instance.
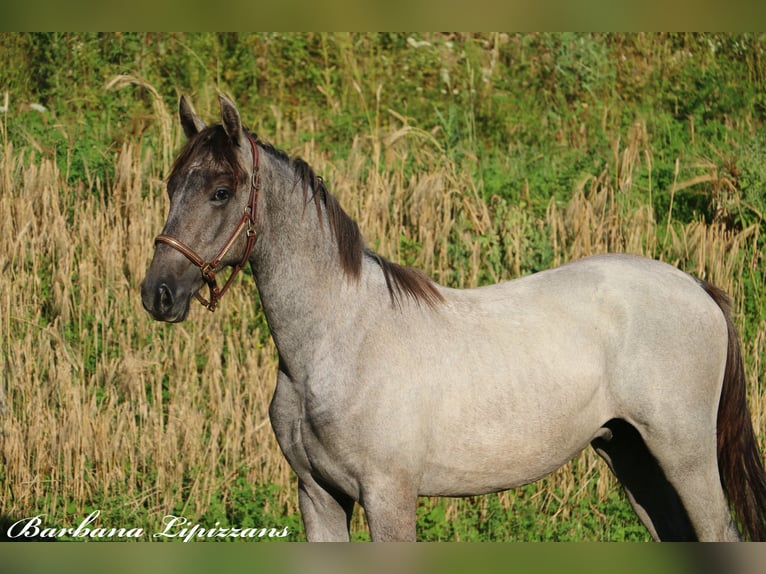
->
[298,477,355,542]
[360,478,418,541]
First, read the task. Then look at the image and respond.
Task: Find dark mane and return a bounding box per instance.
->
[364,250,445,309]
[273,149,444,309]
[168,125,249,190]
[170,125,443,309]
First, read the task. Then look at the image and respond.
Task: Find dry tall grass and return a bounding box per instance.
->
[0,119,292,529]
[1,96,764,540]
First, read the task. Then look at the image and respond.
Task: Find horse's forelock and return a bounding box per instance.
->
[168,125,248,188]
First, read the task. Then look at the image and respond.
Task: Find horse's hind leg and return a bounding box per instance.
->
[592,419,695,540]
[638,425,740,541]
[592,419,738,541]
[298,476,355,541]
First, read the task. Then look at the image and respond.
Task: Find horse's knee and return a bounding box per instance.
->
[364,505,417,541]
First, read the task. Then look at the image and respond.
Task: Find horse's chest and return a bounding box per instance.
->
[271,383,360,497]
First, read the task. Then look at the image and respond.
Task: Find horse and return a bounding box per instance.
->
[141,94,766,541]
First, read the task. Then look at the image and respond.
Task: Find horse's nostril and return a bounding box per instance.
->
[158,283,174,312]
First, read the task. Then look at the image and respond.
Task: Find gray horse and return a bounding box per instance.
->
[142,95,766,541]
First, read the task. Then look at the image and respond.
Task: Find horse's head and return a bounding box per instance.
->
[141,95,260,322]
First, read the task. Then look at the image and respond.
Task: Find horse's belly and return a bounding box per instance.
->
[415,373,609,496]
[418,420,602,496]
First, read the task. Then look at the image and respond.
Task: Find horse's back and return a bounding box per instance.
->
[439,253,729,415]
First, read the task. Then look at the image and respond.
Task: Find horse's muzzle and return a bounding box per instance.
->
[141,277,191,323]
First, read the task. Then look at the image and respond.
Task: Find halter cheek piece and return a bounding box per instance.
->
[154,135,261,312]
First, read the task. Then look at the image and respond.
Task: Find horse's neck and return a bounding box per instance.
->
[251,163,370,375]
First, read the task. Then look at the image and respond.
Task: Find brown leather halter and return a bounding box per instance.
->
[154,134,260,312]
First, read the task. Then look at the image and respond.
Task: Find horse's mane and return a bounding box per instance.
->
[170,124,443,309]
[285,150,444,310]
[167,124,249,190]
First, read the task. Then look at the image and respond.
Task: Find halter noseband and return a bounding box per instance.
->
[154,134,261,312]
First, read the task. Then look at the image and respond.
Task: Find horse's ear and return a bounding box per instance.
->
[179,96,206,139]
[219,94,242,147]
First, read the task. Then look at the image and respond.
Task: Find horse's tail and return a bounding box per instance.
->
[701,280,766,541]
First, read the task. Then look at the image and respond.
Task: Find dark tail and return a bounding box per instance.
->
[701,280,766,541]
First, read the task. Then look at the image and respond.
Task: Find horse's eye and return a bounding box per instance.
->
[212,188,230,203]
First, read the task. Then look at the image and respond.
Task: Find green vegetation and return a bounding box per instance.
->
[1,32,766,541]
